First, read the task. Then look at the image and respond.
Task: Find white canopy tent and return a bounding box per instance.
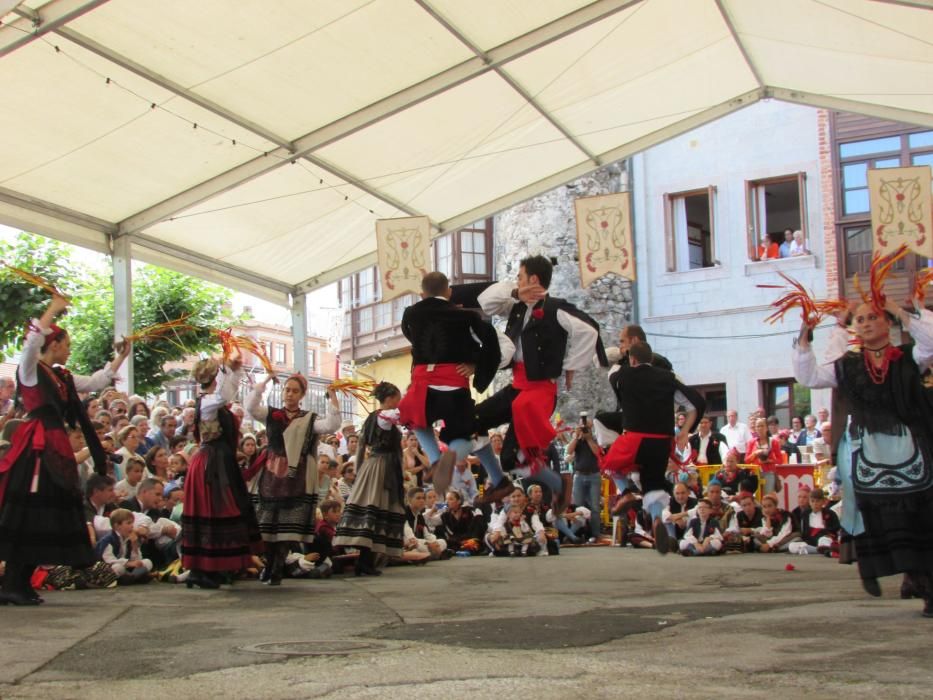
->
[1,0,931,308]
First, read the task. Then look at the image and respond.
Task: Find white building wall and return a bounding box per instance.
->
[631,100,831,421]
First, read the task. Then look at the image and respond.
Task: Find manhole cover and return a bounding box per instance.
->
[240,640,401,657]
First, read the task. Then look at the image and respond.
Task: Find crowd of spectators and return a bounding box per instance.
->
[0,360,844,593]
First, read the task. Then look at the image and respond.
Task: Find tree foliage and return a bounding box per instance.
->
[0,234,84,356]
[1,232,237,396]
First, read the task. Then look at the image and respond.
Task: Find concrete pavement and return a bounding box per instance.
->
[1,548,931,699]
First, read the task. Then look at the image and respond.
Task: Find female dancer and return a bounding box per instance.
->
[334,382,406,575]
[0,295,130,605]
[181,355,263,589]
[245,374,340,585]
[794,298,933,616]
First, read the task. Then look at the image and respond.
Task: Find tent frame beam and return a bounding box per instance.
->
[714,0,764,89]
[296,88,764,294]
[413,0,602,166]
[114,0,641,236]
[0,0,109,59]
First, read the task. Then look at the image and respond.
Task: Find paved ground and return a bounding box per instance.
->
[1,548,931,699]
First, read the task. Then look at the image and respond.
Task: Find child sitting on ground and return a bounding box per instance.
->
[95,508,152,584]
[497,504,539,557]
[680,499,723,556]
[285,499,342,579]
[788,488,840,556]
[757,493,800,552]
[724,494,767,553]
[403,487,447,560]
[661,482,697,551]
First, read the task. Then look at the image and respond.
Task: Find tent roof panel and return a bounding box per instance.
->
[428,0,595,51]
[70,0,475,140]
[0,0,930,299]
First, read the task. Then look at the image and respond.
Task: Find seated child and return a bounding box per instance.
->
[757,493,800,552]
[724,494,767,553]
[661,482,697,549]
[114,456,146,501]
[495,504,539,557]
[788,488,840,555]
[612,492,654,549]
[95,508,152,584]
[403,487,448,560]
[285,500,341,579]
[679,498,723,556]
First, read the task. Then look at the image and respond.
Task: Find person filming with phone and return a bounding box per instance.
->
[565,412,603,543]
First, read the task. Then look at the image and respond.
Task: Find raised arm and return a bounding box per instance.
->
[199,364,244,421]
[313,389,341,434]
[478,280,518,318]
[245,377,270,423]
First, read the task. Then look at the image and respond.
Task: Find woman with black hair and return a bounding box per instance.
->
[181,354,263,589]
[334,381,406,575]
[0,294,130,606]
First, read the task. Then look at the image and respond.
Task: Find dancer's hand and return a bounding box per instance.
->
[517,283,546,305]
[48,294,70,318]
[456,363,475,378]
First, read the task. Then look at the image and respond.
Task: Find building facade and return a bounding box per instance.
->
[631,100,831,426]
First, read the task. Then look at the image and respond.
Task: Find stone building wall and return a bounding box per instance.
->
[491,162,631,422]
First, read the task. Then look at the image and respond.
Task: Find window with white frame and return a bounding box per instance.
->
[435,235,453,278]
[356,267,374,306]
[375,301,392,329]
[461,230,487,275]
[357,306,373,334]
[664,188,715,272]
[746,174,807,260]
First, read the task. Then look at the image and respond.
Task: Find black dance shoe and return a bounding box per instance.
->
[901,578,921,599]
[923,598,932,618]
[861,577,882,598]
[0,591,40,606]
[185,571,220,590]
[354,562,382,577]
[652,518,670,557]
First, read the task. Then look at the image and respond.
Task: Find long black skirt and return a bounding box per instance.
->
[0,448,94,567]
[854,487,933,580]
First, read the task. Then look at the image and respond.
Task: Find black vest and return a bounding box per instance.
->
[736,508,765,529]
[504,297,567,380]
[618,365,679,435]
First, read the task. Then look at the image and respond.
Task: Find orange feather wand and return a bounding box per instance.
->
[327,378,376,406]
[213,328,277,379]
[913,267,933,305]
[869,244,909,314]
[2,262,71,301]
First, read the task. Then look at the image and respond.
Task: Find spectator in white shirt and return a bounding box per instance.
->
[719,410,751,452]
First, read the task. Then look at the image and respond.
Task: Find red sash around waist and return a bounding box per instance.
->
[398,363,469,429]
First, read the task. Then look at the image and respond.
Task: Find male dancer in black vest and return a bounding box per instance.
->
[602,341,705,554]
[594,324,672,447]
[398,272,502,493]
[473,255,598,506]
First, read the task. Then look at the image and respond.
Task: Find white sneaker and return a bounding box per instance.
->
[587,537,597,544]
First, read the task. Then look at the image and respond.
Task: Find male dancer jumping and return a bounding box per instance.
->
[601,341,705,554]
[398,272,501,493]
[473,255,600,507]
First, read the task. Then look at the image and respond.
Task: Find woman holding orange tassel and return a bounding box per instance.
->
[0,295,130,605]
